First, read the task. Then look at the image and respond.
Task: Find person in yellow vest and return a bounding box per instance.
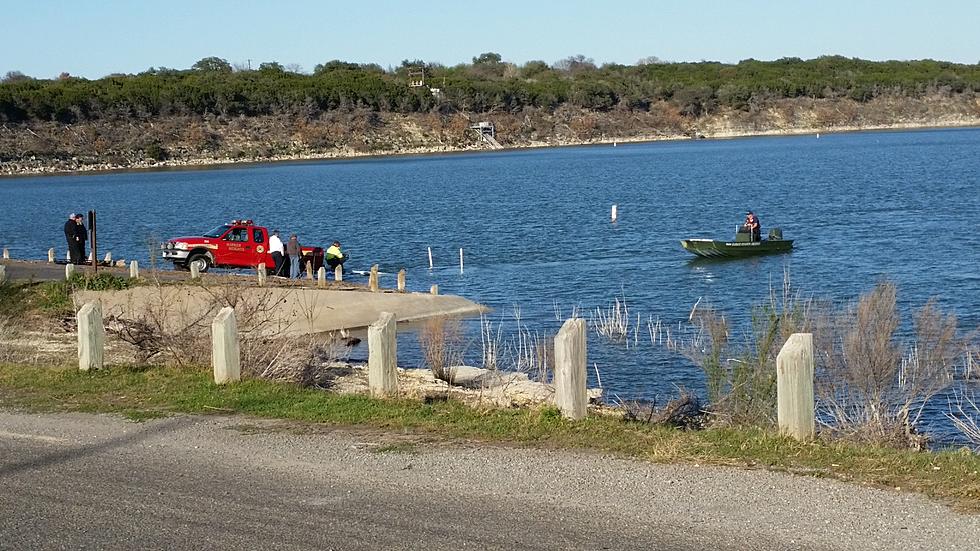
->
[326,241,346,272]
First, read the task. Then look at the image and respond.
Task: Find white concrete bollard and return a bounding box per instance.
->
[306,260,314,282]
[554,318,587,420]
[129,260,139,279]
[367,311,398,397]
[65,263,76,280]
[2,247,9,259]
[103,252,112,263]
[777,333,816,441]
[430,284,439,295]
[397,269,406,292]
[257,263,267,286]
[77,302,105,371]
[0,265,6,284]
[334,264,343,282]
[48,248,56,263]
[211,306,241,384]
[189,262,200,279]
[66,250,70,262]
[369,264,379,292]
[317,266,326,287]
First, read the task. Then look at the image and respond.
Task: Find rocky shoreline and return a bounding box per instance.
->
[3,97,979,177]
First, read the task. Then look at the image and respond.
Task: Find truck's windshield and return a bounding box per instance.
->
[203,225,230,238]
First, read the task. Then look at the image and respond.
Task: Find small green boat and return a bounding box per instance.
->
[681,227,793,258]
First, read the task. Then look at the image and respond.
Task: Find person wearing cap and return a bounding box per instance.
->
[64,213,80,264]
[268,229,285,276]
[326,241,345,273]
[286,233,303,279]
[744,211,761,242]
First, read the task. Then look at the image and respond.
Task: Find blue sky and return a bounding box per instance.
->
[3,0,978,79]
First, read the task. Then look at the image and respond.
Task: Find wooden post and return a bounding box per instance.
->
[611,204,618,222]
[777,333,815,440]
[65,263,76,280]
[367,312,398,397]
[334,264,343,282]
[306,260,314,282]
[211,306,241,384]
[189,262,200,280]
[47,248,55,263]
[430,284,439,295]
[317,266,326,288]
[2,247,9,259]
[369,264,379,292]
[77,302,105,371]
[427,246,433,269]
[459,248,464,274]
[554,318,587,420]
[129,260,139,279]
[257,263,267,286]
[397,269,406,292]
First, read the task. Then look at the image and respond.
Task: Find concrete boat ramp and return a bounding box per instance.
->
[2,260,485,333]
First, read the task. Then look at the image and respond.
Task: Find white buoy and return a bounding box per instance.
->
[427,247,433,269]
[611,204,618,223]
[459,248,464,274]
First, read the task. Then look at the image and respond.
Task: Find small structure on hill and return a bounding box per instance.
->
[470,121,502,149]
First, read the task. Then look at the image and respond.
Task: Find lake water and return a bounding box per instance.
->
[2,128,979,443]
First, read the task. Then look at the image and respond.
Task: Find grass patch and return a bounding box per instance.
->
[1,363,978,511]
[0,273,138,320]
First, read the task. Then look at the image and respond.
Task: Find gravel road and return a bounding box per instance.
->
[1,411,976,550]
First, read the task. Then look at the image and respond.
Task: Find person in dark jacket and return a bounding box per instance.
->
[744,211,761,242]
[286,234,302,279]
[64,213,80,264]
[74,214,88,264]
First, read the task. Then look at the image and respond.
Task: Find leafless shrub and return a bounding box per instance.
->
[676,270,816,426]
[620,389,705,429]
[946,390,980,452]
[816,284,960,448]
[0,314,21,363]
[241,334,348,387]
[419,317,464,384]
[106,280,336,385]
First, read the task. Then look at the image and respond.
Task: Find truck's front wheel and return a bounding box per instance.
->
[187,253,211,273]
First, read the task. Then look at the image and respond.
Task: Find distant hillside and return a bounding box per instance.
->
[2,55,979,173]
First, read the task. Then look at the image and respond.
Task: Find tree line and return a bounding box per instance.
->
[2,54,979,123]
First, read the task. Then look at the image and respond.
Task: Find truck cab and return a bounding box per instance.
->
[162,220,323,273]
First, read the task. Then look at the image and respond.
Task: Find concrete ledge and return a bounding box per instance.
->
[76,286,486,335]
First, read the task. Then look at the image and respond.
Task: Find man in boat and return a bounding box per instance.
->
[744,211,761,242]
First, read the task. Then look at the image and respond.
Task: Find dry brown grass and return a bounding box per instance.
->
[815,283,961,448]
[104,280,342,385]
[418,317,464,384]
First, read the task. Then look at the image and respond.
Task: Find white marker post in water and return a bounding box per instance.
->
[611,204,618,223]
[427,247,433,269]
[459,248,464,274]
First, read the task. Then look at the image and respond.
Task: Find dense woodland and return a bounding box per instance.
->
[3,54,980,123]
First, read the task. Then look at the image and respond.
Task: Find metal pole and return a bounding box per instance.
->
[88,210,98,273]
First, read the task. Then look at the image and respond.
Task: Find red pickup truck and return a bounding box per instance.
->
[161,220,323,273]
